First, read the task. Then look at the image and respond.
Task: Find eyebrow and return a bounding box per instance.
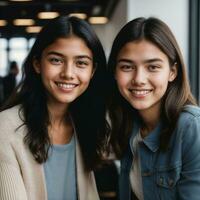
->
[76,55,93,61]
[117,58,133,64]
[46,51,93,61]
[117,58,164,64]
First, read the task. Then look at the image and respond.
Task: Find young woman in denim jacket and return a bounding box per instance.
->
[107,17,200,200]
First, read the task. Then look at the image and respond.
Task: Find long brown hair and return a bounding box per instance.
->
[108,17,197,158]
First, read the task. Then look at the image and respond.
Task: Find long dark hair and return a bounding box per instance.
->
[3,16,110,171]
[107,17,197,158]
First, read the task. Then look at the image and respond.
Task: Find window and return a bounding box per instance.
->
[0,39,8,76]
[8,38,29,82]
[9,38,28,68]
[0,37,35,82]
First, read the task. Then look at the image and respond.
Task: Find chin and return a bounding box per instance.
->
[54,97,75,104]
[131,103,149,111]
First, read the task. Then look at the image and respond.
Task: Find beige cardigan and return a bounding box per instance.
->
[0,105,99,200]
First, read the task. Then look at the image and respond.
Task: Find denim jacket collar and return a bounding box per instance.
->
[130,121,163,153]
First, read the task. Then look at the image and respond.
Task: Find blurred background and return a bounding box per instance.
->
[0,0,200,104]
[0,0,199,199]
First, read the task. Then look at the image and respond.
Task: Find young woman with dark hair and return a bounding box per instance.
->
[107,17,200,200]
[0,16,109,200]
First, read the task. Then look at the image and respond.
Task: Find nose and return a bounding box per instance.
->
[132,68,146,85]
[60,62,74,80]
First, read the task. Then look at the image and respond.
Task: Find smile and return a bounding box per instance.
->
[130,89,151,95]
[56,82,78,89]
[129,89,152,98]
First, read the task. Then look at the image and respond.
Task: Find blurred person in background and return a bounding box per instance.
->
[1,61,19,105]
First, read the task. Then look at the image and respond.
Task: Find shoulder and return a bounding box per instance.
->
[181,105,200,117]
[0,105,25,140]
[171,105,200,167]
[0,105,23,124]
[175,105,200,152]
[0,105,27,166]
[177,105,200,128]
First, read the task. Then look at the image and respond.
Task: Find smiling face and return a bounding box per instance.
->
[33,36,94,108]
[115,39,177,118]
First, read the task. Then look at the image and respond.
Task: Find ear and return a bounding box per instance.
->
[168,63,178,82]
[33,58,41,74]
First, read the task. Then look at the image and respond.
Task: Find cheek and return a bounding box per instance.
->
[40,68,55,80]
[39,61,50,76]
[115,73,130,89]
[80,70,93,84]
[153,75,170,92]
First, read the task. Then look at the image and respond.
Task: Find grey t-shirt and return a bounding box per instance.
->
[44,135,77,200]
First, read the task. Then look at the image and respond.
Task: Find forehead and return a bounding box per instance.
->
[117,39,168,61]
[42,36,92,57]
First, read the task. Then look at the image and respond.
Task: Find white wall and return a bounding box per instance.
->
[92,0,127,58]
[127,0,189,66]
[94,0,189,66]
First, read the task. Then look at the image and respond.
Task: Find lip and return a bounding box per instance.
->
[129,88,152,98]
[55,81,78,92]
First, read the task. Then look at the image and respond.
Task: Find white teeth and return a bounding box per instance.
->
[57,83,76,89]
[131,90,150,95]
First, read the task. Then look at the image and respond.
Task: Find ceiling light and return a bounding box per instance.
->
[0,20,7,26]
[26,26,42,33]
[88,17,108,24]
[69,13,87,19]
[38,12,59,19]
[13,19,34,26]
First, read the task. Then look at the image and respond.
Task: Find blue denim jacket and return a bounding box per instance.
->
[119,105,200,200]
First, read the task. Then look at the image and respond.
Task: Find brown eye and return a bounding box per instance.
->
[49,57,63,65]
[118,64,134,72]
[76,60,89,68]
[148,65,160,71]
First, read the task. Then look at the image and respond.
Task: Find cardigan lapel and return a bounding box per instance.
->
[33,164,48,200]
[75,135,100,200]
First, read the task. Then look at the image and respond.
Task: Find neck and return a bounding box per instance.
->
[139,106,160,138]
[47,101,68,124]
[47,102,73,145]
